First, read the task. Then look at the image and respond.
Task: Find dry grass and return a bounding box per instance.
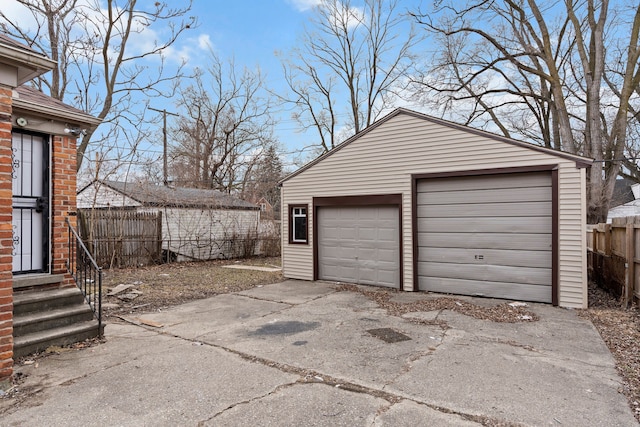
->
[579,283,640,422]
[101,257,283,317]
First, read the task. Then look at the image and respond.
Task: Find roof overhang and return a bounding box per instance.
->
[13,97,102,129]
[0,43,56,86]
[280,108,594,184]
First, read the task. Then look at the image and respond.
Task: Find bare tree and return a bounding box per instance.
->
[281,0,419,154]
[0,0,196,171]
[411,0,640,223]
[169,53,275,193]
[242,144,284,217]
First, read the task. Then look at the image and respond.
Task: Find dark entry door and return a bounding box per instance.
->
[12,132,49,274]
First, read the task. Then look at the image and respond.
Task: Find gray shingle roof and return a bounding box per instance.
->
[15,85,90,118]
[611,178,637,208]
[101,180,259,210]
[0,33,45,56]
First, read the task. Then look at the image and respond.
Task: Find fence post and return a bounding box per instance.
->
[604,224,612,255]
[156,211,163,263]
[625,222,635,307]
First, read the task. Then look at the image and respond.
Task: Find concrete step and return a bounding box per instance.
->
[13,274,66,290]
[13,287,86,316]
[13,320,102,359]
[13,304,95,337]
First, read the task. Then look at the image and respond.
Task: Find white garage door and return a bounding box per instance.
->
[317,206,400,288]
[417,171,552,303]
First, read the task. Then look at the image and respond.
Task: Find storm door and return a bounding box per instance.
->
[12,131,49,274]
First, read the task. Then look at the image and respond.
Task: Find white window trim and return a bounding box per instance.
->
[291,206,308,243]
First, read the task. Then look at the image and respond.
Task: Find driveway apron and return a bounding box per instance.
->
[1,280,636,426]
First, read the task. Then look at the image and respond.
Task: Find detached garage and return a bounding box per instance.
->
[281,108,592,308]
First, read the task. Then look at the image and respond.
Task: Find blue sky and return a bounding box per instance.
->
[172,0,426,165]
[189,0,315,158]
[3,0,427,173]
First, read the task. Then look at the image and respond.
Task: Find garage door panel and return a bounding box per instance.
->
[418,247,552,268]
[318,206,399,288]
[421,172,551,192]
[375,271,397,287]
[418,276,552,303]
[418,261,551,286]
[376,228,397,241]
[417,171,552,303]
[417,187,551,205]
[418,216,551,234]
[419,232,551,251]
[376,248,398,262]
[418,201,552,218]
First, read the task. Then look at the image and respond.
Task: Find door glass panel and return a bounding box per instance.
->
[12,132,48,273]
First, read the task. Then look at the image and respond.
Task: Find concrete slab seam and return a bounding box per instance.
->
[122,322,517,426]
[233,288,338,306]
[202,380,300,424]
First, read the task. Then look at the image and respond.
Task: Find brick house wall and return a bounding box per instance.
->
[0,86,14,383]
[51,134,77,285]
[0,34,99,387]
[0,105,84,385]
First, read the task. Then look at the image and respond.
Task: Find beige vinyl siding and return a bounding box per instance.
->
[282,202,314,280]
[556,167,587,307]
[282,113,587,308]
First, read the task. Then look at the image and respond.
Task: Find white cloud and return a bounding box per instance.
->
[0,1,39,32]
[197,34,213,50]
[287,0,323,12]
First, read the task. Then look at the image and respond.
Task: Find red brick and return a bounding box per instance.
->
[0,366,14,382]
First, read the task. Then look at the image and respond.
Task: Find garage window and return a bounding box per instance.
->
[289,205,308,244]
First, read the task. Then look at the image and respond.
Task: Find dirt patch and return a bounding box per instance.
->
[335,284,539,323]
[579,283,640,422]
[101,257,283,318]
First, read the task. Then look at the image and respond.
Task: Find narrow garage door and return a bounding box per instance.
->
[417,171,552,303]
[317,206,400,288]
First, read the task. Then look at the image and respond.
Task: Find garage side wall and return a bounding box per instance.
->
[282,113,587,308]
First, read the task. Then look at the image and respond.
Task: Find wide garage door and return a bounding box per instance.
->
[317,206,399,288]
[417,171,552,303]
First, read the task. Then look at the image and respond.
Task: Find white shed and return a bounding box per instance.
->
[280,108,592,308]
[78,180,260,261]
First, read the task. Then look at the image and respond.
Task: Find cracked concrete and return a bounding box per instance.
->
[1,279,636,426]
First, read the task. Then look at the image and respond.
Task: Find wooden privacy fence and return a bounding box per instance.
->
[77,210,162,269]
[587,216,640,306]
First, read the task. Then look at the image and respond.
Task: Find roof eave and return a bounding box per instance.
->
[0,44,56,85]
[280,108,594,183]
[13,97,102,129]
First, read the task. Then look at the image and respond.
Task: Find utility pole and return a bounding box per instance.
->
[149,107,179,186]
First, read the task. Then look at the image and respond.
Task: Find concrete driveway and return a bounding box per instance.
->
[2,280,636,426]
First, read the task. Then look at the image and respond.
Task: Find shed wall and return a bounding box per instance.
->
[140,207,260,260]
[281,113,587,308]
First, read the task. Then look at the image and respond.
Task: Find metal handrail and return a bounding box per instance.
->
[66,217,102,337]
